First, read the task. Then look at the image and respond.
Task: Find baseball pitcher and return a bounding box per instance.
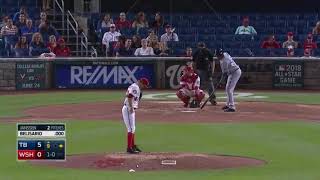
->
[122,78,149,154]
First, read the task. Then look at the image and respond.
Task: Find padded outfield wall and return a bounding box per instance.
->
[0,57,319,90]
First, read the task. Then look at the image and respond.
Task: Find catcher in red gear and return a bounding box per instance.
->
[176,66,205,107]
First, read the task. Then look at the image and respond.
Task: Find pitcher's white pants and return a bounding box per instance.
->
[226,69,242,109]
[122,105,136,133]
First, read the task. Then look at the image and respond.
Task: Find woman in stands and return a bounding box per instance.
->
[132,12,149,30]
[1,18,18,56]
[47,35,57,52]
[14,36,29,57]
[134,39,154,56]
[150,12,166,31]
[131,35,142,49]
[97,13,114,32]
[29,32,49,56]
[154,42,169,56]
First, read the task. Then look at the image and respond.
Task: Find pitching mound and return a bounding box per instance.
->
[30,152,265,171]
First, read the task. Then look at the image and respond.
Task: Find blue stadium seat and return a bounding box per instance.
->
[216,35,234,41]
[274,27,289,34]
[198,27,215,34]
[167,41,185,49]
[267,20,286,28]
[179,28,197,35]
[179,35,195,42]
[258,28,274,35]
[223,41,241,49]
[198,35,215,42]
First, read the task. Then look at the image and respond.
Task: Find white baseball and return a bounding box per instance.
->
[129,169,135,172]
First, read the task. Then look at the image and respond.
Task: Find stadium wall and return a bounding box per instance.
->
[0,57,319,90]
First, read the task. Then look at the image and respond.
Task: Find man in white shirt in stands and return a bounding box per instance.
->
[102,23,121,56]
[134,39,155,56]
[160,24,179,42]
[235,17,257,35]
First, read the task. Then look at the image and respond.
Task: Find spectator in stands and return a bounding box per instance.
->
[36,11,48,27]
[54,38,71,57]
[29,32,49,56]
[21,19,38,43]
[282,32,298,49]
[47,35,57,52]
[303,33,317,55]
[132,12,149,30]
[235,17,257,35]
[134,38,155,56]
[15,13,27,30]
[115,12,131,30]
[303,48,312,57]
[14,36,29,57]
[39,22,59,43]
[13,7,28,23]
[261,35,280,48]
[286,46,295,57]
[116,39,134,57]
[131,35,141,48]
[182,47,193,57]
[154,42,169,56]
[102,23,121,56]
[160,25,179,42]
[150,12,166,30]
[97,13,114,32]
[1,18,18,56]
[312,21,320,35]
[146,29,159,48]
[0,16,9,30]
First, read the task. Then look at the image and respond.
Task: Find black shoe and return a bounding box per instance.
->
[133,145,142,152]
[224,108,236,112]
[222,106,229,110]
[210,99,217,106]
[127,148,139,154]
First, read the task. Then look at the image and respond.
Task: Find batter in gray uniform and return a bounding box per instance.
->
[216,48,241,112]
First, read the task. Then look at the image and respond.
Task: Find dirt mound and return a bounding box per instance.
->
[30,152,265,171]
[20,101,320,123]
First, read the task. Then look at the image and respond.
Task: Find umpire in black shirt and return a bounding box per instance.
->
[192,42,217,105]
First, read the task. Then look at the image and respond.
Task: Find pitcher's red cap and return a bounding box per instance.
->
[139,78,150,87]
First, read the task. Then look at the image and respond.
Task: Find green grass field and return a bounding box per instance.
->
[0,91,320,180]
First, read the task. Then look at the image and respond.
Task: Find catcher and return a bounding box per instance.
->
[176,66,205,108]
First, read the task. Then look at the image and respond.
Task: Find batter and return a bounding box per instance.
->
[122,78,149,154]
[216,48,242,112]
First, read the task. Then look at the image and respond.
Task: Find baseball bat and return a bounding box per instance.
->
[200,75,225,110]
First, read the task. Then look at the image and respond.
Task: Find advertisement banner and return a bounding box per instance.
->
[16,62,46,89]
[273,61,304,88]
[54,62,155,88]
[165,61,189,89]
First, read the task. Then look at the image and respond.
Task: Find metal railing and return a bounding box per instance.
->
[53,0,65,34]
[81,32,89,57]
[66,10,79,55]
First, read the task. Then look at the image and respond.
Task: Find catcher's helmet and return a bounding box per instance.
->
[215,48,224,57]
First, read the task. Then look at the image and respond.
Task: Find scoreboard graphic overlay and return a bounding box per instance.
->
[17,123,66,161]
